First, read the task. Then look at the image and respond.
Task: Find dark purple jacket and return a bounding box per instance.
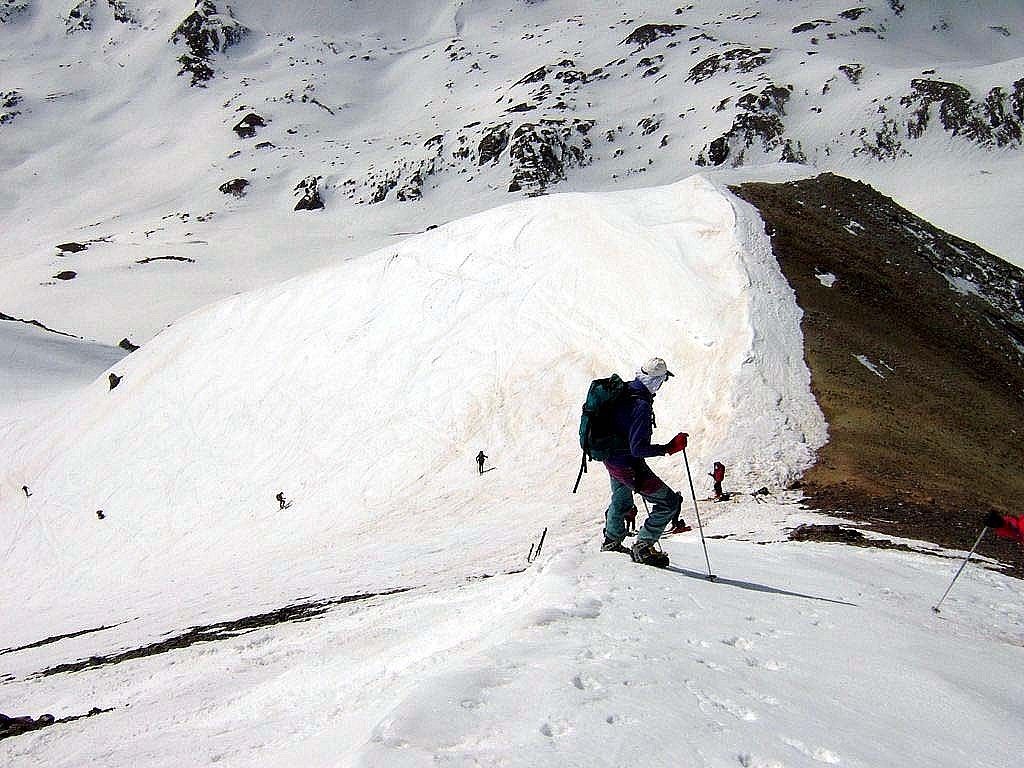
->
[604,379,666,467]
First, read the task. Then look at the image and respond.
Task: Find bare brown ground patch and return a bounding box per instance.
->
[732,174,1024,576]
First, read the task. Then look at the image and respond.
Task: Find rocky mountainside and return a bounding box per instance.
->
[734,173,1024,573]
[2,1,1023,342]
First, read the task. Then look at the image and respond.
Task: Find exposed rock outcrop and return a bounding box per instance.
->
[170,1,248,87]
[293,175,324,211]
[697,84,801,166]
[620,24,685,49]
[0,89,21,124]
[64,1,137,34]
[478,122,510,165]
[218,178,249,197]
[0,1,30,24]
[687,47,773,84]
[902,78,1024,148]
[232,112,265,138]
[507,119,594,194]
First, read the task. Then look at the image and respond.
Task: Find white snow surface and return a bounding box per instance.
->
[1,176,826,622]
[3,176,1022,768]
[2,2,1024,764]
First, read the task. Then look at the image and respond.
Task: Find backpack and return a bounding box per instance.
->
[572,374,630,492]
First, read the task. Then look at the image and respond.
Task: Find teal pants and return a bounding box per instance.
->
[603,461,681,543]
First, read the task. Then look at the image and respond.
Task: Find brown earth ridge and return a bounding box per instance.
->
[732,173,1024,576]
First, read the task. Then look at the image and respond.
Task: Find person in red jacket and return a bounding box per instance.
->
[984,511,1024,545]
[709,461,726,499]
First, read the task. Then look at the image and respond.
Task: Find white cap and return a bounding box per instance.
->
[640,357,674,378]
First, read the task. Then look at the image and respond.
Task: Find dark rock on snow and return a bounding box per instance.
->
[108,373,122,390]
[507,119,593,194]
[0,1,31,24]
[232,112,265,138]
[170,1,248,86]
[53,270,77,280]
[620,24,685,49]
[293,175,324,211]
[118,337,139,352]
[219,178,249,197]
[478,122,510,165]
[57,241,88,253]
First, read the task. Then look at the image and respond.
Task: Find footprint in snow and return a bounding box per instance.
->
[686,679,759,722]
[722,635,755,651]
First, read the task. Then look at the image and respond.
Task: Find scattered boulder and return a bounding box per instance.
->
[53,270,77,280]
[293,175,324,211]
[118,337,139,352]
[96,510,106,519]
[839,8,869,21]
[0,89,22,124]
[64,0,96,33]
[254,141,275,150]
[838,63,863,85]
[108,373,121,390]
[170,0,248,86]
[218,178,249,197]
[620,24,685,49]
[57,241,88,253]
[232,112,265,138]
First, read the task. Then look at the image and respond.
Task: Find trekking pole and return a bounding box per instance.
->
[932,526,988,613]
[572,454,587,494]
[682,447,715,580]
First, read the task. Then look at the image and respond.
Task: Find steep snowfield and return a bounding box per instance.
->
[4,176,1020,768]
[1,175,826,634]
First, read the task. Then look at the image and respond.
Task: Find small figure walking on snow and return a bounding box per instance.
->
[22,485,31,498]
[709,461,727,500]
[276,492,291,510]
[476,451,488,475]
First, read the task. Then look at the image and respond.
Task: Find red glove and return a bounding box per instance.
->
[665,432,688,455]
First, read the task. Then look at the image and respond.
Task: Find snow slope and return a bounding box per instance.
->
[1,175,825,634]
[3,501,1022,768]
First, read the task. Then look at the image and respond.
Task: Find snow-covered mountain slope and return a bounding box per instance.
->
[1,175,826,635]
[3,500,1022,767]
[2,0,1023,343]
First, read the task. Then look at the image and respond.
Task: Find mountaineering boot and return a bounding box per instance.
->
[601,535,629,553]
[631,538,670,567]
[665,519,692,535]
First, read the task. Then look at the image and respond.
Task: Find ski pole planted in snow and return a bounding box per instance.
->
[682,447,715,580]
[932,526,988,613]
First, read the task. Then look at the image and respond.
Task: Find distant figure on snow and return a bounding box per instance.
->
[276,492,290,510]
[709,461,727,500]
[22,485,31,498]
[595,356,689,566]
[96,510,105,520]
[476,451,488,474]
